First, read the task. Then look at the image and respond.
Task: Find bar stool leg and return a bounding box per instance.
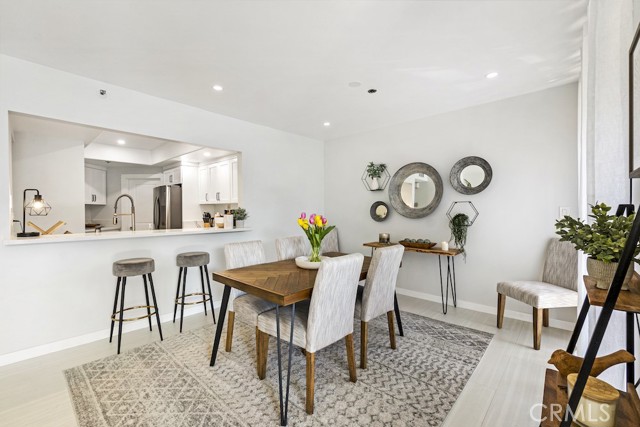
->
[142,274,153,332]
[204,265,216,324]
[173,267,183,323]
[117,277,127,355]
[148,273,163,341]
[180,268,188,333]
[109,277,121,343]
[199,266,208,316]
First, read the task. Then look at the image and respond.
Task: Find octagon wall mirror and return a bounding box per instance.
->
[389,162,443,218]
[449,156,492,195]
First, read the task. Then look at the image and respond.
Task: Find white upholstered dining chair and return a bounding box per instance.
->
[224,241,277,361]
[356,244,404,368]
[275,236,310,261]
[496,239,578,350]
[256,253,364,415]
[319,228,339,253]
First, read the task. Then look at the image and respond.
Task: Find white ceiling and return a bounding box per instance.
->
[0,0,587,141]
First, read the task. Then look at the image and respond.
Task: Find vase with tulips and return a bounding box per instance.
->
[297,212,335,262]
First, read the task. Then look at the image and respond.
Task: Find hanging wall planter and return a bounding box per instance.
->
[446,201,479,258]
[361,162,390,191]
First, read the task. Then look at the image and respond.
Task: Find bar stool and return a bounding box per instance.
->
[110,257,163,354]
[173,251,216,333]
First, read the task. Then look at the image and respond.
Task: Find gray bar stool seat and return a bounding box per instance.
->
[173,251,216,333]
[110,257,163,354]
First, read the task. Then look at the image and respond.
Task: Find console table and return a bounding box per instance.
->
[363,242,463,314]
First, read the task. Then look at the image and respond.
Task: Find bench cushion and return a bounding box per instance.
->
[233,294,278,326]
[497,280,578,309]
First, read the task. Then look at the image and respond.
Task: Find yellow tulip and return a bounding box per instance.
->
[297,218,304,227]
[302,223,309,230]
[315,215,323,226]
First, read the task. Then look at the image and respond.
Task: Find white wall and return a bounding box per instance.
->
[324,84,579,323]
[12,132,85,233]
[0,55,324,360]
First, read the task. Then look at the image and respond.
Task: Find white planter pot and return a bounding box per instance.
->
[369,177,380,190]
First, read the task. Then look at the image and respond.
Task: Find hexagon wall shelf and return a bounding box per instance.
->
[446,201,479,226]
[361,167,390,191]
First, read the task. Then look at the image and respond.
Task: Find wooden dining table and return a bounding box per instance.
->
[209,252,371,426]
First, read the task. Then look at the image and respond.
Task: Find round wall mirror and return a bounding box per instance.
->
[449,156,492,195]
[389,162,443,218]
[370,201,389,222]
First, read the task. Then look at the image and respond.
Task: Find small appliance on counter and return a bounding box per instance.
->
[153,185,182,229]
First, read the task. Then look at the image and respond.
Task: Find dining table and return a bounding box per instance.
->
[209,252,372,426]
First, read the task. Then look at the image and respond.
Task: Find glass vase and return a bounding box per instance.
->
[309,244,321,262]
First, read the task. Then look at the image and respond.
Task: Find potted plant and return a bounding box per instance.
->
[449,213,470,258]
[366,162,387,190]
[234,207,248,228]
[555,203,639,290]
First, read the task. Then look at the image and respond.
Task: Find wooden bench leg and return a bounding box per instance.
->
[256,329,269,379]
[306,351,316,415]
[225,311,235,352]
[543,308,549,327]
[497,293,506,329]
[387,311,397,350]
[533,308,543,350]
[360,321,368,369]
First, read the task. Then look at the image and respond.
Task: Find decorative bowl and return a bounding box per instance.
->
[295,256,327,270]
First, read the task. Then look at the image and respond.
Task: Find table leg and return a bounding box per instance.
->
[449,257,457,307]
[566,297,590,353]
[438,256,448,314]
[209,285,231,367]
[627,312,635,384]
[393,293,404,337]
[275,304,296,426]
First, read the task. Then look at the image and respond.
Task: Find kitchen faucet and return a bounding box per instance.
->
[113,194,136,231]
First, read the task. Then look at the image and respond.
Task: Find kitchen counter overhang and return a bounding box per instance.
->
[4,227,251,246]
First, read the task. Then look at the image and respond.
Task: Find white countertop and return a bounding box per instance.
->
[3,226,252,245]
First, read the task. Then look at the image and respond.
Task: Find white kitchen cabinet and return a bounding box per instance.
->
[198,156,238,204]
[84,165,106,205]
[163,166,182,184]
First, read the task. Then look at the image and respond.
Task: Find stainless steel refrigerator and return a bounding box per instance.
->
[153,185,182,229]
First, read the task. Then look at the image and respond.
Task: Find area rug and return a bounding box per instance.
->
[65,312,493,426]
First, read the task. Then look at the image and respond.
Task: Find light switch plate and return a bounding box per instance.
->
[559,207,571,218]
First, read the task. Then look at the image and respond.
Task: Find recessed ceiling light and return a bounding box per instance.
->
[212,85,223,91]
[485,72,499,79]
[203,152,211,157]
[348,81,362,88]
[117,139,126,145]
[323,122,331,127]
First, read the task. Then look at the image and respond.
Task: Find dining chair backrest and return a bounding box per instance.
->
[361,245,405,322]
[542,239,578,291]
[320,228,339,254]
[275,236,309,261]
[306,253,364,353]
[224,240,266,310]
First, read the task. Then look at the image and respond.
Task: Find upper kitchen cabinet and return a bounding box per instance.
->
[163,166,182,184]
[198,156,238,204]
[85,164,106,205]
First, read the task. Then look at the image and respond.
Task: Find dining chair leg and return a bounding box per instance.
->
[226,311,235,352]
[497,293,506,329]
[533,308,543,350]
[543,308,550,327]
[387,311,397,350]
[360,321,368,369]
[306,351,315,415]
[345,334,357,383]
[257,329,269,380]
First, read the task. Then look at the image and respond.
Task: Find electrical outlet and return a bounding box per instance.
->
[559,207,570,218]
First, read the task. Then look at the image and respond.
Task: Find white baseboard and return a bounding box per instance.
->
[0,303,219,367]
[395,287,576,331]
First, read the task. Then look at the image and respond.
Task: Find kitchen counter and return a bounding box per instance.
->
[4,227,251,246]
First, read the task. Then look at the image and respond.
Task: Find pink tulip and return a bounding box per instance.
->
[322,216,327,225]
[300,212,306,219]
[309,213,316,224]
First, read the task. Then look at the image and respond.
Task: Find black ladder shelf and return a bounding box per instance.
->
[540,209,640,426]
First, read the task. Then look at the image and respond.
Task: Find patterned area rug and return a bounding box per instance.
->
[65,312,493,426]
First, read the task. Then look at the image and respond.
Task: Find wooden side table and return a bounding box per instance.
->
[363,242,463,315]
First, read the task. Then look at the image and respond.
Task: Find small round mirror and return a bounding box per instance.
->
[370,201,389,222]
[389,162,443,218]
[450,156,492,195]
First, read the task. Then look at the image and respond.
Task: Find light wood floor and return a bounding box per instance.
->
[0,295,570,426]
